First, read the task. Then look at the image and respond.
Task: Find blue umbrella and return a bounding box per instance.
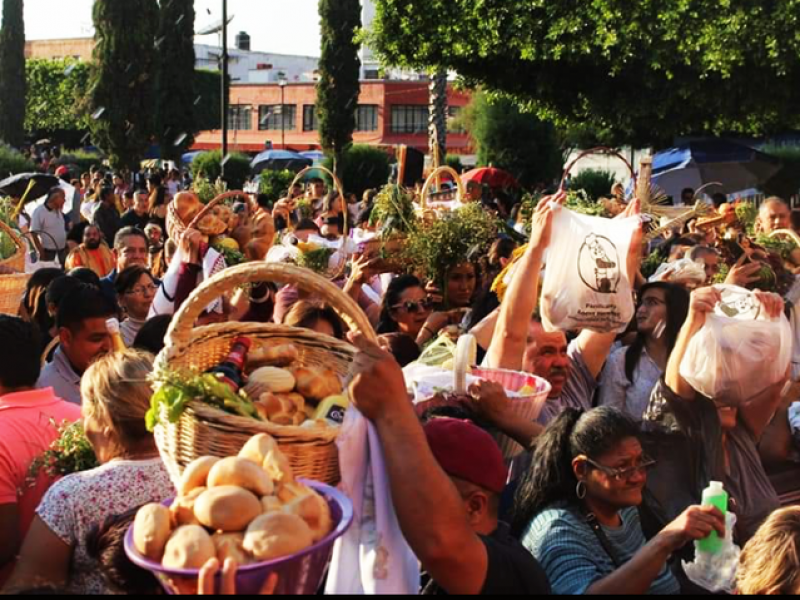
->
[300,151,326,164]
[651,140,781,201]
[182,150,206,164]
[251,150,312,174]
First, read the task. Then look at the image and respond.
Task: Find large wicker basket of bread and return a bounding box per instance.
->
[151,262,378,487]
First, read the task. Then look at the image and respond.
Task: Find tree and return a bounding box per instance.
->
[0,0,26,148]
[156,0,196,161]
[465,91,562,189]
[89,0,159,171]
[322,144,392,198]
[369,0,800,148]
[26,59,91,144]
[428,69,448,165]
[317,0,361,179]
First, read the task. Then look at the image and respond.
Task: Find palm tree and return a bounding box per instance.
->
[428,69,448,168]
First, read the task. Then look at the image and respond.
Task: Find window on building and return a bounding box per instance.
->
[355,105,379,132]
[258,105,296,131]
[448,106,465,133]
[227,105,252,131]
[303,105,318,132]
[390,105,429,134]
[364,69,381,80]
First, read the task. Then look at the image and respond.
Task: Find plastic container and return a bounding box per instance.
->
[697,481,728,554]
[124,480,353,595]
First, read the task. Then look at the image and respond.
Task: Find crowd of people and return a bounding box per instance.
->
[0,162,799,596]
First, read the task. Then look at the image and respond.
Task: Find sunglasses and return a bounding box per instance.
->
[585,457,657,482]
[391,298,434,314]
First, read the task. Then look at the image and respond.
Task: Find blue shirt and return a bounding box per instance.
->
[522,504,680,595]
[37,347,82,406]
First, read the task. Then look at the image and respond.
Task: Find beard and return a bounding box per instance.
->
[85,240,102,250]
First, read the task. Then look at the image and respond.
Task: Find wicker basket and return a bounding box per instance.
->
[167,190,255,241]
[420,166,466,213]
[0,219,30,316]
[289,166,350,280]
[153,262,378,488]
[560,146,637,194]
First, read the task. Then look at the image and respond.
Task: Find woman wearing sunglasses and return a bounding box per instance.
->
[377,275,459,348]
[510,407,725,595]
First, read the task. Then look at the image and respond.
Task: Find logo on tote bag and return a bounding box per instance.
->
[578,234,621,294]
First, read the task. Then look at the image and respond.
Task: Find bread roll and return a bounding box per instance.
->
[283,490,332,543]
[291,367,341,403]
[194,486,263,532]
[238,433,279,466]
[248,343,299,368]
[243,513,314,561]
[207,457,274,497]
[261,496,283,514]
[256,393,297,424]
[170,487,205,527]
[212,532,252,566]
[291,412,306,426]
[276,481,314,504]
[244,367,297,397]
[179,456,220,497]
[134,503,173,561]
[263,448,294,484]
[162,526,217,570]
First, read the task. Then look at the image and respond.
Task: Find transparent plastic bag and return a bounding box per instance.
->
[680,285,793,406]
[683,513,741,594]
[541,206,639,333]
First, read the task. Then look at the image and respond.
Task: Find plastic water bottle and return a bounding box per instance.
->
[697,481,728,554]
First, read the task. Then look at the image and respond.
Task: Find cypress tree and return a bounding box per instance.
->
[428,69,448,166]
[317,0,361,179]
[89,0,159,171]
[156,0,196,161]
[0,0,26,148]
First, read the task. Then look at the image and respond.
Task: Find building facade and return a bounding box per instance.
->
[193,80,473,156]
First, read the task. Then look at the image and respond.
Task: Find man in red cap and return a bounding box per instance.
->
[348,332,551,595]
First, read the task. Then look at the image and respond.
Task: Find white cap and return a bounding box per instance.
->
[708,481,724,492]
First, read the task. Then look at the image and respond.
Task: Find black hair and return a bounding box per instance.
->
[56,284,116,332]
[295,219,320,233]
[510,407,641,537]
[99,187,115,203]
[711,193,728,208]
[132,315,172,355]
[22,268,63,334]
[113,226,148,252]
[377,275,424,334]
[46,275,82,308]
[114,265,155,296]
[0,316,43,389]
[284,301,345,340]
[488,237,517,268]
[380,333,421,368]
[681,188,695,198]
[625,282,689,383]
[68,268,102,289]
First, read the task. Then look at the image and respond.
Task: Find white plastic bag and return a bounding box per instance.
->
[680,285,792,406]
[541,206,639,333]
[649,258,707,287]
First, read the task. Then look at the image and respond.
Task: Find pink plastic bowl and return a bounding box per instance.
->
[124,480,353,595]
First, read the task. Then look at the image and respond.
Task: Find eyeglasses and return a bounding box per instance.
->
[125,284,158,296]
[391,298,434,314]
[640,298,666,309]
[585,457,657,482]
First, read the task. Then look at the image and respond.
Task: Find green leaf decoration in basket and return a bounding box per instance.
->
[211,240,247,267]
[28,421,99,482]
[193,176,228,205]
[369,184,417,235]
[297,245,336,275]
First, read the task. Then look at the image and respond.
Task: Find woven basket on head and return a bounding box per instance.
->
[0,219,30,316]
[167,190,255,241]
[290,166,350,280]
[153,262,378,488]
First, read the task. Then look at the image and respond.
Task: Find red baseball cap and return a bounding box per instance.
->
[424,418,508,495]
[55,166,69,177]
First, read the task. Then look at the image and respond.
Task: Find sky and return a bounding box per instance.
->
[1,0,323,57]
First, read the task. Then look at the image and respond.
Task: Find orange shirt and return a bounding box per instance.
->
[65,244,115,278]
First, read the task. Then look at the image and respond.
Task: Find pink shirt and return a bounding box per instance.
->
[0,388,82,585]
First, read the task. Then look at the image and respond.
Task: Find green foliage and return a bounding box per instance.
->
[298,247,336,275]
[89,0,160,170]
[25,59,91,134]
[403,203,499,288]
[28,421,99,480]
[0,144,34,177]
[369,184,417,234]
[52,149,105,176]
[211,241,246,267]
[322,144,391,198]
[466,92,563,189]
[192,175,227,204]
[369,0,800,147]
[564,189,611,217]
[762,144,800,200]
[735,201,758,236]
[569,169,617,201]
[0,0,26,148]
[191,150,251,191]
[444,154,464,173]
[258,169,297,205]
[317,0,362,177]
[193,70,223,132]
[155,0,196,161]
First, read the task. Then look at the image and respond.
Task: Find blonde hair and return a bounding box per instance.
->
[81,349,154,446]
[737,507,800,595]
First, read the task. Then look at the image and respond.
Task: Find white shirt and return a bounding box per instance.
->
[598,345,663,421]
[31,202,67,251]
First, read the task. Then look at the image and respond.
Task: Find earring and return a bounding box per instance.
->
[576,481,587,500]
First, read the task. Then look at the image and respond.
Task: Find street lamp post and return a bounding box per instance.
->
[221,0,229,176]
[279,79,288,149]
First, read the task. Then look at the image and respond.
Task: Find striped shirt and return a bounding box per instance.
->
[522,504,680,595]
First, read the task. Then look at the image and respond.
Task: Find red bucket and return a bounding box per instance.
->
[124,480,353,595]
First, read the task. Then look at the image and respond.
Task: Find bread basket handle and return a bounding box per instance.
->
[166,262,378,347]
[559,147,637,193]
[453,334,477,395]
[420,166,466,209]
[290,166,348,234]
[186,191,255,231]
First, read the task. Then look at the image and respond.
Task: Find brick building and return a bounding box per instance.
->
[195,80,474,156]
